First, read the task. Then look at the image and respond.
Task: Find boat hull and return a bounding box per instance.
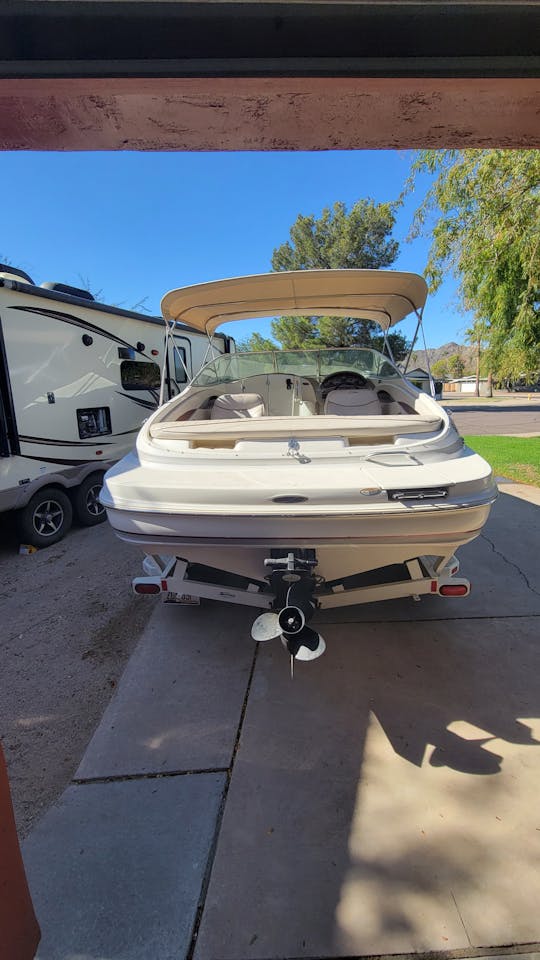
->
[104,498,494,581]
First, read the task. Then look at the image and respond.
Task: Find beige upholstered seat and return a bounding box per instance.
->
[324,388,382,416]
[211,393,265,419]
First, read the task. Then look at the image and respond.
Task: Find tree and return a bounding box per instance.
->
[268,316,320,350]
[431,358,449,380]
[237,332,277,353]
[371,331,410,363]
[447,353,465,379]
[270,199,401,350]
[405,150,540,379]
[465,318,489,396]
[240,325,409,360]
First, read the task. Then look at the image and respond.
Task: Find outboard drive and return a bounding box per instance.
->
[251,552,325,672]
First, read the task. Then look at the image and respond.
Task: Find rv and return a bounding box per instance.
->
[0,264,232,547]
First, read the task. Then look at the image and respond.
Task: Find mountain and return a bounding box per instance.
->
[409,342,476,378]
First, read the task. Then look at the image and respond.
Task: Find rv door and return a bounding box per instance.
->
[0,321,18,457]
[166,335,192,398]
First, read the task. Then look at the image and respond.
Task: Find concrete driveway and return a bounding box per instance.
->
[22,482,540,960]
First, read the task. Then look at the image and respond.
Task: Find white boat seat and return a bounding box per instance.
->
[150,414,443,442]
[324,388,382,416]
[211,392,265,419]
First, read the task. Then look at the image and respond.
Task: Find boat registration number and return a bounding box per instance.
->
[164,591,200,605]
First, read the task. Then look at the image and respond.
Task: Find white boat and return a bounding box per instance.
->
[102,269,497,661]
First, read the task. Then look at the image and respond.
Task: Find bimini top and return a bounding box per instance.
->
[161,269,428,335]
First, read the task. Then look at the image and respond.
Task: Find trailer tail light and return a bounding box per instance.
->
[134,582,161,595]
[439,582,470,597]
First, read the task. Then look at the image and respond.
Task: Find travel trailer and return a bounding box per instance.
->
[0,264,232,546]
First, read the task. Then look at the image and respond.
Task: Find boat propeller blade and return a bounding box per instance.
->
[251,612,281,642]
[281,624,326,661]
[251,597,325,663]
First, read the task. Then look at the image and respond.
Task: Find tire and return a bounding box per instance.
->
[73,473,106,526]
[16,487,73,548]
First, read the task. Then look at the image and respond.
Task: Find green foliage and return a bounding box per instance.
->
[405,150,540,379]
[237,332,277,353]
[371,331,410,362]
[270,199,400,350]
[272,199,398,272]
[447,353,465,378]
[239,325,410,361]
[431,358,449,380]
[270,315,320,350]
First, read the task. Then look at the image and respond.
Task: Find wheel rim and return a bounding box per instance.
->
[33,499,65,537]
[86,483,105,517]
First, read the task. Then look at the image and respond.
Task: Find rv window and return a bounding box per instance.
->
[121,360,160,391]
[77,407,112,440]
[173,345,188,384]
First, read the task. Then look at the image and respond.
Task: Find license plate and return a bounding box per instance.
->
[164,591,200,605]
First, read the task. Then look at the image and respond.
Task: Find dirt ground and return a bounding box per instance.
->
[0,513,157,836]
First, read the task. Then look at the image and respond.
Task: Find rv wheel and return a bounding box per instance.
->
[73,473,106,526]
[17,487,73,548]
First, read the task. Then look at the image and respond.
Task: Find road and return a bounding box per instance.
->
[442,397,540,436]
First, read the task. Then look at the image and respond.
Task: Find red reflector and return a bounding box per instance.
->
[161,580,168,591]
[439,583,469,597]
[151,349,159,356]
[430,580,438,592]
[135,582,161,595]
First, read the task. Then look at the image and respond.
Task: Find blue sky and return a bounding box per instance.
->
[1,150,469,348]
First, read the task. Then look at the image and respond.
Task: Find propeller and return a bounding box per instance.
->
[278,605,326,661]
[251,611,281,642]
[251,578,326,665]
[281,625,326,661]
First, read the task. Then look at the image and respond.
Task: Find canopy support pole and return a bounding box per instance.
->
[404,307,436,398]
[159,318,192,406]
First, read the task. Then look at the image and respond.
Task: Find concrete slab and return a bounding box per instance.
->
[23,773,225,960]
[76,600,254,779]
[195,616,540,959]
[316,488,540,624]
[498,480,540,507]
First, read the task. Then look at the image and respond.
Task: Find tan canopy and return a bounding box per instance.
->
[161,269,428,334]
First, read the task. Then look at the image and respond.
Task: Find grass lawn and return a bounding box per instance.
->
[464,435,540,486]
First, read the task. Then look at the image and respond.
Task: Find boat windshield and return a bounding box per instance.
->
[191,348,400,387]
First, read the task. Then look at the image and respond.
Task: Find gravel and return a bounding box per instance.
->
[0,513,157,836]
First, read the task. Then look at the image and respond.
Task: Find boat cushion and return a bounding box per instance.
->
[151,414,442,441]
[324,388,382,416]
[211,393,265,419]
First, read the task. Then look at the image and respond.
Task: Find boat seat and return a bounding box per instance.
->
[324,388,382,416]
[211,392,266,419]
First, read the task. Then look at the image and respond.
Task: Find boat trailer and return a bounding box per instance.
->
[133,550,470,664]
